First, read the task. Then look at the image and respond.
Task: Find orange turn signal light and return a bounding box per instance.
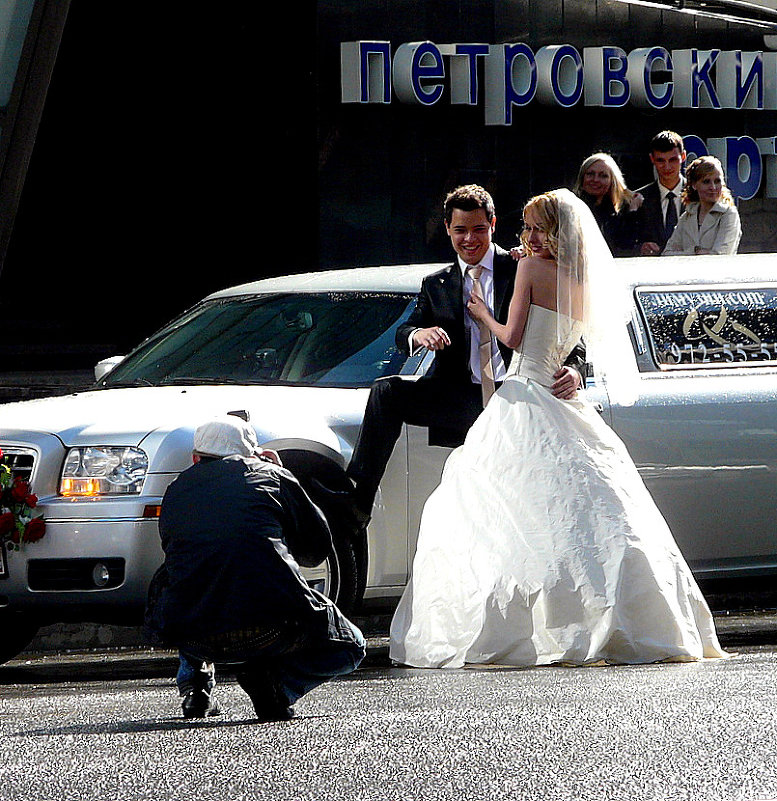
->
[60,478,102,497]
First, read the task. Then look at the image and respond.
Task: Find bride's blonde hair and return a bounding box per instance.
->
[520,192,560,258]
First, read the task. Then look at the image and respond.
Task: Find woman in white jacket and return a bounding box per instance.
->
[662,155,741,256]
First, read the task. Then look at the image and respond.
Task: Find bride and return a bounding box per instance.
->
[389,188,726,668]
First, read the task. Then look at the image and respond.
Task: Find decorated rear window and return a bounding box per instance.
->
[636,285,777,368]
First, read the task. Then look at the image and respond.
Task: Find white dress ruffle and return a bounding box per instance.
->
[390,304,726,668]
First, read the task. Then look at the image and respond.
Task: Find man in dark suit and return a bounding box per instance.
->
[632,131,687,256]
[344,185,586,521]
[145,415,365,721]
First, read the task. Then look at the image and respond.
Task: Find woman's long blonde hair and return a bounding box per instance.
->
[573,152,634,212]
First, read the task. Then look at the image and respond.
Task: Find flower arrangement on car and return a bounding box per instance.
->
[0,447,45,548]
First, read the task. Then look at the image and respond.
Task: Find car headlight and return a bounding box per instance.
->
[60,447,149,496]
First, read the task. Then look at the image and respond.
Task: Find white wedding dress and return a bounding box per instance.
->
[390,303,726,668]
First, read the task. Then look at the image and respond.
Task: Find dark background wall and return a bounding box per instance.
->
[0,0,774,392]
[317,0,777,268]
[0,1,316,373]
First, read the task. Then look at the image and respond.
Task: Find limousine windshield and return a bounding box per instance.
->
[100,292,417,389]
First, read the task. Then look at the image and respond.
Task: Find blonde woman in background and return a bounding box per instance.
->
[662,155,741,255]
[573,152,643,256]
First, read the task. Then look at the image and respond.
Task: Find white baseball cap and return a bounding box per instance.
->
[193,415,261,459]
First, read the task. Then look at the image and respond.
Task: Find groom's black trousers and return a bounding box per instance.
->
[346,375,486,514]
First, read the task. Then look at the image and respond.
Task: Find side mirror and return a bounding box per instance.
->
[94,356,125,381]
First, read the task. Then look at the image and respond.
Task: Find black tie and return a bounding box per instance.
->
[664,191,678,239]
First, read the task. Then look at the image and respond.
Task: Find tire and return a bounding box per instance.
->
[301,530,359,614]
[0,612,39,666]
[278,449,365,614]
[329,532,359,614]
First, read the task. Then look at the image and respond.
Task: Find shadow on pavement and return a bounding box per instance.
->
[15,714,327,737]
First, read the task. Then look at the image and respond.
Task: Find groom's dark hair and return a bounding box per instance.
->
[444,184,496,224]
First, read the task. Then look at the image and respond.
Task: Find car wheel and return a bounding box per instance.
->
[0,612,40,666]
[330,532,359,614]
[277,449,364,613]
[302,532,359,615]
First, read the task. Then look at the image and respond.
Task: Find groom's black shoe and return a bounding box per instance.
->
[310,478,371,529]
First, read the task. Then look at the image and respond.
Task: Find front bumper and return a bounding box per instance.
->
[0,508,164,618]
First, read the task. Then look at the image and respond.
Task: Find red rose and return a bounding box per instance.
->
[0,512,15,536]
[25,494,38,509]
[11,478,30,503]
[0,447,4,460]
[24,517,45,543]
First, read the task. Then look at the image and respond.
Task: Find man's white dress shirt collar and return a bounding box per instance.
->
[659,177,685,208]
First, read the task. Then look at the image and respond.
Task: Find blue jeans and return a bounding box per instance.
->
[176,612,365,707]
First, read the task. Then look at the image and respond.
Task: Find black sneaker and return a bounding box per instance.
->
[246,677,296,722]
[236,670,296,722]
[251,695,296,723]
[181,688,221,719]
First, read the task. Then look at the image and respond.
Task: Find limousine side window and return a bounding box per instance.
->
[636,285,777,369]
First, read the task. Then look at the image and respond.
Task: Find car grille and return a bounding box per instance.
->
[27,558,125,591]
[0,446,36,483]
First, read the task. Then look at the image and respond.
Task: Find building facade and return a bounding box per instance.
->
[1,0,776,399]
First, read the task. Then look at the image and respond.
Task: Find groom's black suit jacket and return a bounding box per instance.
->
[396,246,518,383]
[394,245,586,445]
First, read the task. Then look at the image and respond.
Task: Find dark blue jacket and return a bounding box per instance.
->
[145,455,333,645]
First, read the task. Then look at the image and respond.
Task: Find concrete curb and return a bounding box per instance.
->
[19,616,393,661]
[14,610,777,663]
[6,638,392,674]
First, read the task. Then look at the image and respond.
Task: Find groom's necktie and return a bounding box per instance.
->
[664,191,678,240]
[467,265,496,406]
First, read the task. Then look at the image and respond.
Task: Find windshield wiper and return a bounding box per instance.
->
[158,376,270,386]
[101,378,154,388]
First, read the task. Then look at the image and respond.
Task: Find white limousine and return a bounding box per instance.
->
[1,254,775,663]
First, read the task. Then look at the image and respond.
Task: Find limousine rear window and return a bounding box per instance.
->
[636,285,777,369]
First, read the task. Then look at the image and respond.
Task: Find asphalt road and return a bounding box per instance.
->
[1,613,776,801]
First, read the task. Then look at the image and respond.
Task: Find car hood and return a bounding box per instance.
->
[0,385,366,471]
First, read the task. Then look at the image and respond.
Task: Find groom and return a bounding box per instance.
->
[345,184,586,521]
